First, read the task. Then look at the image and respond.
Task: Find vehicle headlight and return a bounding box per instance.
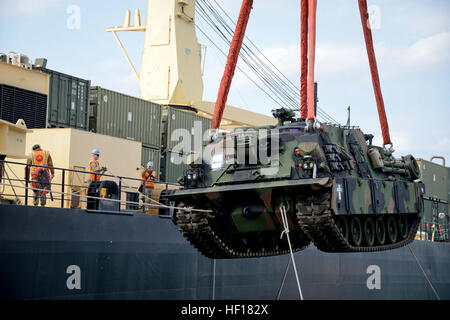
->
[187,174,192,180]
[211,152,224,171]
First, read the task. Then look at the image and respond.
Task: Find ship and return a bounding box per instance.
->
[0,0,449,300]
[0,201,449,300]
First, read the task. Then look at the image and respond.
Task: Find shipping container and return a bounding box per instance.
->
[4,127,142,209]
[42,68,90,130]
[89,87,161,148]
[417,158,450,241]
[163,106,212,153]
[141,146,161,180]
[448,166,450,203]
[418,159,448,200]
[160,151,190,184]
[0,84,47,129]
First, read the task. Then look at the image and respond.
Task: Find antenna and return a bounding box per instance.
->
[346,106,351,127]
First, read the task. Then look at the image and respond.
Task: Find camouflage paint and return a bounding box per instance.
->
[169,117,425,256]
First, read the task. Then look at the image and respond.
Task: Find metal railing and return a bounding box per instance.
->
[0,159,179,214]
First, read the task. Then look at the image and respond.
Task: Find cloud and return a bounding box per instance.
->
[0,0,60,17]
[316,43,366,76]
[393,32,450,68]
[393,2,450,38]
[229,31,450,90]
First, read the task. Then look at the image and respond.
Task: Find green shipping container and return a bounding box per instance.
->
[423,199,448,223]
[448,166,450,203]
[141,146,161,181]
[43,68,90,130]
[90,87,161,148]
[418,159,449,200]
[422,199,449,241]
[160,151,190,184]
[163,107,212,153]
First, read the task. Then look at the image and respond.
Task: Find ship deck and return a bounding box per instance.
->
[0,204,449,300]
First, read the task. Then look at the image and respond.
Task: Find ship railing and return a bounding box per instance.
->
[417,220,449,242]
[0,159,179,215]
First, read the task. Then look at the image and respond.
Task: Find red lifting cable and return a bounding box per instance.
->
[358,0,392,146]
[307,0,317,121]
[300,0,309,119]
[211,0,254,130]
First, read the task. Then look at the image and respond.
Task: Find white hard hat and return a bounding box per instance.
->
[147,161,154,167]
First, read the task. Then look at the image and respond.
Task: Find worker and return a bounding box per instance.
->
[87,149,107,184]
[141,161,157,211]
[26,144,55,206]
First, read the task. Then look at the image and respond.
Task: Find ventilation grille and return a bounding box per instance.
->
[0,84,47,128]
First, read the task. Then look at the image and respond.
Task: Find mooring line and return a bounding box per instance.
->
[280,205,304,300]
[408,244,440,300]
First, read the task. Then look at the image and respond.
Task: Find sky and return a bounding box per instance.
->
[1,0,449,162]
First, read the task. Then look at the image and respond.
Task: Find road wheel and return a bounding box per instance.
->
[336,216,349,241]
[387,216,398,243]
[398,215,409,240]
[350,216,363,246]
[364,217,375,246]
[375,217,386,245]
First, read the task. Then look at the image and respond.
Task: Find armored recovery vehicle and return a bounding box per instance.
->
[165,109,425,258]
[164,0,425,259]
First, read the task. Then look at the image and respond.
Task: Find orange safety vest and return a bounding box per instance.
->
[142,170,156,188]
[88,159,101,181]
[31,150,49,175]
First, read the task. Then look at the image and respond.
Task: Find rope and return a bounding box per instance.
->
[279,204,304,300]
[276,256,291,300]
[407,244,441,300]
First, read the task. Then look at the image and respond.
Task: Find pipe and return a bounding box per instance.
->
[430,156,446,167]
[111,31,140,80]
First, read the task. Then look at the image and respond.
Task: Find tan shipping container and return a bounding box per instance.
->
[4,128,142,209]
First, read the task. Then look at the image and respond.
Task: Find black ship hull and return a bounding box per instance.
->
[0,204,449,300]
